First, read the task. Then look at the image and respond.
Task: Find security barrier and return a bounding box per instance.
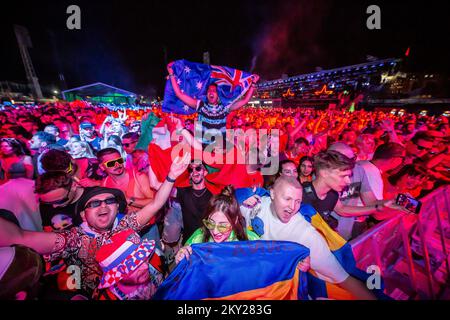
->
[350,185,450,300]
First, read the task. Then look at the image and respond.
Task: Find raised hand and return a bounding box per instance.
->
[168,152,191,179]
[117,110,128,122]
[167,61,175,74]
[296,256,311,272]
[175,245,193,264]
[251,74,260,83]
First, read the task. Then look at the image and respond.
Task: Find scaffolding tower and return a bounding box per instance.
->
[14,25,43,100]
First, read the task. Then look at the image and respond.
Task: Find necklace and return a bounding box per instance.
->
[192,188,207,198]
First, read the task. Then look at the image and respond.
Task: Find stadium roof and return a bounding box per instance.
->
[62,82,136,99]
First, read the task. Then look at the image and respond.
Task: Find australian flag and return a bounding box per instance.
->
[163,59,253,115]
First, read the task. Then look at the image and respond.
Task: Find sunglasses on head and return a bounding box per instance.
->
[84,197,118,209]
[202,219,232,233]
[188,166,203,173]
[104,157,124,168]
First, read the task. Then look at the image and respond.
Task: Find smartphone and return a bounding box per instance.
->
[396,193,422,214]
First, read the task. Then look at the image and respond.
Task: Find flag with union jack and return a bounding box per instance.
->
[163,59,253,115]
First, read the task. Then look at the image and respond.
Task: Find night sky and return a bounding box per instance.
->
[1,0,449,97]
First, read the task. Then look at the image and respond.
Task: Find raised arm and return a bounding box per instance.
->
[313,112,326,135]
[229,74,260,111]
[136,152,190,226]
[167,62,199,109]
[289,118,307,140]
[0,218,58,255]
[167,115,203,151]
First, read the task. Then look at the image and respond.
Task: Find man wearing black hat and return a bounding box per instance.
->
[0,153,190,296]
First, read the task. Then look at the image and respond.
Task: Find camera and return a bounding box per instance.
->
[396,193,422,214]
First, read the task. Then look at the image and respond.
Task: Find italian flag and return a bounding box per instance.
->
[136,113,189,188]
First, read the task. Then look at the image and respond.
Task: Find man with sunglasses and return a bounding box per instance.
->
[405,131,434,163]
[36,172,86,232]
[0,152,190,297]
[98,148,155,212]
[176,160,212,243]
[122,132,149,173]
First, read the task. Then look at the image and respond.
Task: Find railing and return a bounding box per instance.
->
[350,185,450,299]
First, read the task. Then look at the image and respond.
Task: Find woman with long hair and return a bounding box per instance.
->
[174,185,259,264]
[69,141,96,159]
[298,156,315,185]
[0,138,33,183]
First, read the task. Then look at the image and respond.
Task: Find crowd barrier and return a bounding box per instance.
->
[350,185,450,300]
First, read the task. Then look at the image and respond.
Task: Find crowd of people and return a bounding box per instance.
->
[0,75,449,300]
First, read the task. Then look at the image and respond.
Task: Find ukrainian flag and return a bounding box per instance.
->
[153,241,310,300]
[235,188,389,300]
[299,203,389,300]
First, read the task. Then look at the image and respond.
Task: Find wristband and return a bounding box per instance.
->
[166,175,176,183]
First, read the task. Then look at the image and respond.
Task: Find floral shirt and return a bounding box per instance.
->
[44,212,144,296]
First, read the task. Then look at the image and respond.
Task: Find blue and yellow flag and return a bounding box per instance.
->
[235,188,389,300]
[153,241,310,300]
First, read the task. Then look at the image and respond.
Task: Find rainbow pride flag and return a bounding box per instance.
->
[153,241,310,300]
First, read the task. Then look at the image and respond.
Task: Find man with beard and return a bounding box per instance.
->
[98,148,155,212]
[176,160,212,243]
[0,152,190,297]
[99,147,161,248]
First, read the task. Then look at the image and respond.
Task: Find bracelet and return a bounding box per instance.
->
[168,73,174,78]
[166,175,176,183]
